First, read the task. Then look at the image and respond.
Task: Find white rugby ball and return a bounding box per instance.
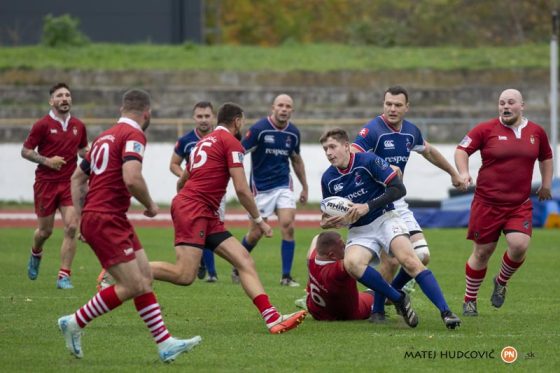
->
[320,196,352,217]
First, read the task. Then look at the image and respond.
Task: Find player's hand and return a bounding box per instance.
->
[537,186,552,201]
[144,202,159,217]
[299,189,308,205]
[45,156,66,171]
[451,172,469,191]
[78,233,87,243]
[320,214,346,229]
[346,203,368,224]
[258,221,273,237]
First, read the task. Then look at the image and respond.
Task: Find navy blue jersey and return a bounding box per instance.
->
[321,152,398,228]
[174,128,204,163]
[352,115,425,174]
[242,116,301,192]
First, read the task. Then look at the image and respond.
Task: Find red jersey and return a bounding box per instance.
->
[23,112,88,183]
[82,118,146,214]
[178,126,245,211]
[306,250,362,321]
[457,118,552,207]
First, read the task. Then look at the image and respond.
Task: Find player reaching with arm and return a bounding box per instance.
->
[455,88,553,316]
[150,102,307,334]
[320,128,461,329]
[351,85,468,320]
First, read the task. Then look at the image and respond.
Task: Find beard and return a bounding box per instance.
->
[56,103,71,114]
[234,130,242,141]
[141,117,151,131]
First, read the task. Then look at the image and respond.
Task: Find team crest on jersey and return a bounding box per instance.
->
[405,138,412,152]
[50,129,58,134]
[523,220,529,229]
[264,135,275,144]
[375,157,389,170]
[245,130,251,139]
[459,135,472,148]
[232,151,244,164]
[125,140,145,156]
[383,139,395,149]
[359,128,369,137]
[530,135,535,144]
[72,127,78,136]
[285,136,292,148]
[354,172,363,186]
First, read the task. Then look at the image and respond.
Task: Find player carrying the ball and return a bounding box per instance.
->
[319,128,461,329]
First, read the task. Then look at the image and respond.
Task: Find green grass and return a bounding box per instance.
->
[0,43,550,72]
[1,227,559,372]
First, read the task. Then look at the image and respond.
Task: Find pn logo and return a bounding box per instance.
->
[501,346,517,364]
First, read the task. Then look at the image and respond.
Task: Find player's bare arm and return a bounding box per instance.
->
[78,146,89,159]
[230,166,273,237]
[537,158,553,201]
[454,148,473,187]
[176,166,190,192]
[70,167,89,216]
[122,159,158,217]
[21,146,66,170]
[290,153,309,204]
[421,141,466,190]
[169,152,184,177]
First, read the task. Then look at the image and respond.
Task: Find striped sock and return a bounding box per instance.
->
[31,247,43,257]
[134,292,171,344]
[497,252,524,286]
[58,268,71,280]
[75,285,123,328]
[464,262,487,302]
[253,294,280,325]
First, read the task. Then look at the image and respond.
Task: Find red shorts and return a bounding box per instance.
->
[307,292,374,321]
[171,195,226,247]
[467,199,533,244]
[80,211,142,269]
[33,180,72,217]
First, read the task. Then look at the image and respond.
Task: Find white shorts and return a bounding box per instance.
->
[255,188,296,218]
[346,210,409,266]
[393,197,422,233]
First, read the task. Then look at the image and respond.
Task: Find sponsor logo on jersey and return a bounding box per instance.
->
[498,136,508,140]
[355,172,363,186]
[73,127,78,136]
[459,135,472,148]
[333,183,344,192]
[98,134,115,143]
[232,151,244,164]
[384,155,408,164]
[124,248,134,256]
[265,148,289,156]
[125,140,145,156]
[359,128,369,137]
[384,139,395,149]
[50,129,58,134]
[375,157,390,170]
[264,135,275,144]
[345,188,367,200]
[530,135,535,144]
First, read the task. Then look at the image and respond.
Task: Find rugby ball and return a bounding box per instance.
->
[320,196,352,217]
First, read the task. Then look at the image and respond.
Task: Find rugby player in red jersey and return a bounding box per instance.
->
[150,102,307,334]
[58,89,201,362]
[455,88,553,316]
[22,82,88,289]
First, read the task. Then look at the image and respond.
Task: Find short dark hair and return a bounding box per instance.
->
[316,231,342,256]
[319,128,349,144]
[49,82,70,96]
[384,85,409,103]
[193,101,214,114]
[217,103,243,125]
[122,89,151,113]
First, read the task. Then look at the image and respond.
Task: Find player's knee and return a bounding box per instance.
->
[280,222,294,237]
[173,272,196,286]
[37,227,53,240]
[64,224,78,239]
[343,256,365,279]
[399,254,424,277]
[412,239,430,265]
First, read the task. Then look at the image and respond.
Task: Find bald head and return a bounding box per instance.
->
[271,94,294,127]
[498,88,525,126]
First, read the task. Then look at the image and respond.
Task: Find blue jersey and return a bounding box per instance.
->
[242,116,301,192]
[321,152,398,228]
[352,115,425,174]
[174,128,204,163]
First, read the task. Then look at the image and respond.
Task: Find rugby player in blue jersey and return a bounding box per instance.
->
[352,86,467,320]
[320,128,461,329]
[236,94,309,286]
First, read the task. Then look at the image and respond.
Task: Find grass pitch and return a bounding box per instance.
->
[0,227,558,372]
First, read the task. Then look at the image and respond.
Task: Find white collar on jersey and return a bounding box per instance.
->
[499,116,528,139]
[49,110,71,132]
[118,117,143,131]
[215,125,230,133]
[314,258,337,265]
